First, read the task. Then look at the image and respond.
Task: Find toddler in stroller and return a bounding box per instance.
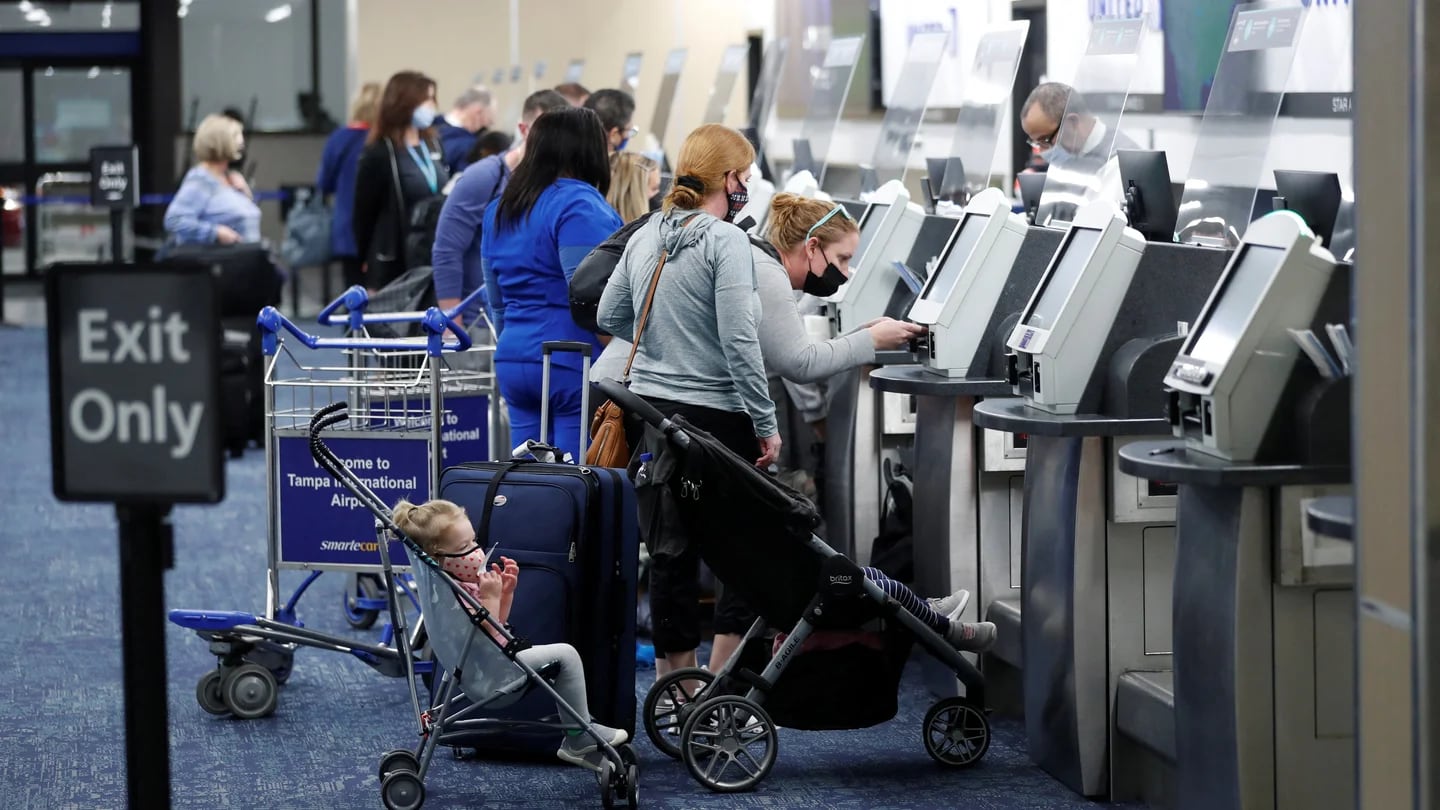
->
[393,498,629,765]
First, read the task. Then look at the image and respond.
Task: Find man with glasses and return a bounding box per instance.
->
[584,89,638,154]
[1020,81,1140,168]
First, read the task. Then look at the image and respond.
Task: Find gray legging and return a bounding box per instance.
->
[514,643,589,724]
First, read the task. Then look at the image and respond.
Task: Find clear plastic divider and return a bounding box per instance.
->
[703,44,751,125]
[748,38,791,174]
[1035,17,1145,228]
[1174,2,1307,247]
[798,34,865,190]
[564,59,585,84]
[935,21,1030,200]
[621,52,644,96]
[649,48,688,155]
[870,30,950,190]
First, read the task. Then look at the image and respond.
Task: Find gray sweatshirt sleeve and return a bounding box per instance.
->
[711,229,778,437]
[753,250,876,383]
[596,247,636,341]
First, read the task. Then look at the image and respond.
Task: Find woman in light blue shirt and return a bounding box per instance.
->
[164,114,261,247]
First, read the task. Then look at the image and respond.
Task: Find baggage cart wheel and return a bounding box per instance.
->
[380,768,425,810]
[643,667,715,759]
[221,663,278,720]
[922,697,990,768]
[378,749,420,780]
[679,696,777,793]
[343,573,382,630]
[195,670,229,716]
[618,744,640,809]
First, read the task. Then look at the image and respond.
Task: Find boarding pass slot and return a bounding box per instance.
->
[1111,437,1178,523]
[1278,486,1355,586]
[981,429,1027,472]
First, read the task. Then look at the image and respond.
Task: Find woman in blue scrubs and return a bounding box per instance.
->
[481,107,621,460]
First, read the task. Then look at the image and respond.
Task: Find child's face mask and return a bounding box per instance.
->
[437,542,486,581]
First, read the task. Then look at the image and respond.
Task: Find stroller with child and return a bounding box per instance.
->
[307,402,640,810]
[597,380,991,793]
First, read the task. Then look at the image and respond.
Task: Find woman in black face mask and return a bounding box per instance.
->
[757,192,924,379]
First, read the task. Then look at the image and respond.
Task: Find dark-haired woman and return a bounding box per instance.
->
[352,70,451,292]
[481,106,621,461]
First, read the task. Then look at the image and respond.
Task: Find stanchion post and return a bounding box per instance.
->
[116,502,174,809]
[110,208,125,265]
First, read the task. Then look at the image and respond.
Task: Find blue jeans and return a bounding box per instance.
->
[496,359,586,461]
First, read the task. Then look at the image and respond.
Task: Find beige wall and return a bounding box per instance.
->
[355,0,762,157]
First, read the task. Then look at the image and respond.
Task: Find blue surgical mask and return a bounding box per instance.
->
[1041,144,1070,165]
[411,104,437,130]
[616,136,630,152]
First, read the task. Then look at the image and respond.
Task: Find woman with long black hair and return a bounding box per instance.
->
[352,70,450,292]
[481,106,621,460]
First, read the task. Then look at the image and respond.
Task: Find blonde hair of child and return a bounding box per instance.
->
[391,498,468,555]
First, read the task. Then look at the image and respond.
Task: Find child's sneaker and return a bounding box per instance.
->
[945,620,997,652]
[927,588,971,621]
[556,724,629,766]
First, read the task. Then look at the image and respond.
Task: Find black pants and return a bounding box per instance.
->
[340,256,365,290]
[628,397,759,654]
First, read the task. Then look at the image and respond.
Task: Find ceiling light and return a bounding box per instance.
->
[18,0,33,11]
[87,67,100,79]
[264,4,292,23]
[24,9,47,22]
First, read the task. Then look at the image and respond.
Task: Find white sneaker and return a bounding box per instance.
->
[556,725,629,766]
[927,588,972,621]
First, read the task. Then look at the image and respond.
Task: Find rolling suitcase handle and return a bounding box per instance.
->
[540,340,593,459]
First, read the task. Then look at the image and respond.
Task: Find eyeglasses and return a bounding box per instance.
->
[806,203,855,239]
[1026,124,1061,150]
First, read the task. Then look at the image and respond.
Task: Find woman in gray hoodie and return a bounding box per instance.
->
[597,124,777,682]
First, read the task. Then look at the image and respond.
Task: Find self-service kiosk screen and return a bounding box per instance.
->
[1186,244,1286,364]
[919,214,990,305]
[858,204,890,255]
[1025,226,1102,329]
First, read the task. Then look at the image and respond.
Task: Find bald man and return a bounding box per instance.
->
[1020,82,1139,168]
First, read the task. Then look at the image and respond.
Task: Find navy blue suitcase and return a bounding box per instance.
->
[435,459,638,756]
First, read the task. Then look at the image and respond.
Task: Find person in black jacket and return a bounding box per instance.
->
[352,70,452,293]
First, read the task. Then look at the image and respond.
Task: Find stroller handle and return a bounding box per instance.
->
[594,378,690,448]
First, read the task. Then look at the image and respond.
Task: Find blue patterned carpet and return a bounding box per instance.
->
[0,325,1136,809]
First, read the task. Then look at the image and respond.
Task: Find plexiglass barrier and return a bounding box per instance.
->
[1034,17,1145,228]
[870,30,949,190]
[703,44,750,124]
[564,59,584,83]
[935,21,1030,200]
[748,39,790,174]
[1175,2,1307,247]
[798,34,864,190]
[649,48,688,154]
[621,52,643,96]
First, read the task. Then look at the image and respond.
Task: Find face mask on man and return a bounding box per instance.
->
[411,103,438,131]
[725,173,749,223]
[802,244,848,297]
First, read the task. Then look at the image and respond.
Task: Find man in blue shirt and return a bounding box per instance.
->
[432,89,571,325]
[434,86,495,174]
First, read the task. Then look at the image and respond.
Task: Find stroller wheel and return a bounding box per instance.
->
[195,670,229,716]
[221,663,278,720]
[596,757,616,809]
[380,768,426,810]
[378,749,420,780]
[680,696,778,793]
[618,745,640,809]
[343,573,382,630]
[922,697,991,768]
[643,667,716,759]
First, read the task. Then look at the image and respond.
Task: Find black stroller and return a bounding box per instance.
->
[597,381,991,793]
[308,402,640,810]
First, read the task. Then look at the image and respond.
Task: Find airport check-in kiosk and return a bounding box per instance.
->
[971,200,1230,797]
[829,188,926,336]
[866,188,1053,702]
[1118,212,1353,810]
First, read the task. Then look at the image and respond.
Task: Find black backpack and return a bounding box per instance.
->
[869,458,915,583]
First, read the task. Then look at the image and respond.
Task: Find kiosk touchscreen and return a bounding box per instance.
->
[1165,212,1340,461]
[830,188,926,334]
[908,188,1029,377]
[1006,201,1147,413]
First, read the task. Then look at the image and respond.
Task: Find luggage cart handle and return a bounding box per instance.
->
[257,305,472,356]
[316,285,488,329]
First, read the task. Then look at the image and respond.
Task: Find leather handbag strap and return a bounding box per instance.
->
[383,138,407,260]
[622,213,699,379]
